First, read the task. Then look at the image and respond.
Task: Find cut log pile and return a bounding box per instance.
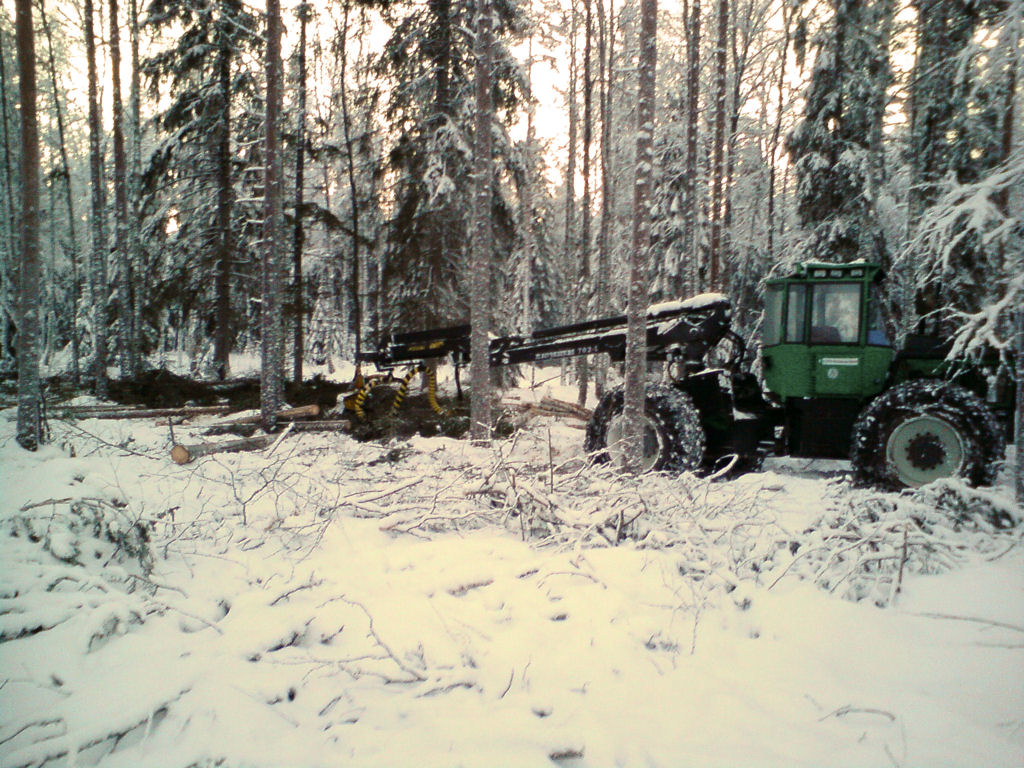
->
[14,373,597,464]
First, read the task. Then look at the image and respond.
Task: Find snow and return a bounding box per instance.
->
[647,293,728,316]
[1,373,1022,767]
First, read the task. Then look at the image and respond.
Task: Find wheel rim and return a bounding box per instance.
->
[885,413,966,487]
[605,413,663,472]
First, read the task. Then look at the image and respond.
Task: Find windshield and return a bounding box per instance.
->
[808,283,861,344]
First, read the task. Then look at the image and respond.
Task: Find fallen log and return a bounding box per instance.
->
[171,434,274,464]
[217,403,320,425]
[58,404,234,421]
[504,397,593,425]
[203,416,349,438]
[539,396,592,419]
[60,403,147,412]
[171,415,349,464]
[290,419,351,432]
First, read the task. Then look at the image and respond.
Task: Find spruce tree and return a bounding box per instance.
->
[142,0,260,379]
[786,0,892,265]
[375,0,525,332]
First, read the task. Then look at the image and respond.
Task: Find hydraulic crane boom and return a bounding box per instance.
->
[359,294,742,372]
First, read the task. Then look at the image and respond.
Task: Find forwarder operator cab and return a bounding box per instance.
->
[761,262,895,404]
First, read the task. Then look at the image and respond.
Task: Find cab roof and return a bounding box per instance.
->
[766,261,884,284]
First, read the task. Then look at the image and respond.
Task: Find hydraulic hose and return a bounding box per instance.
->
[350,377,382,421]
[426,366,445,415]
[389,364,424,416]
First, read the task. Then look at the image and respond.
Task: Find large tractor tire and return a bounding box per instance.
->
[850,379,1004,489]
[585,384,705,473]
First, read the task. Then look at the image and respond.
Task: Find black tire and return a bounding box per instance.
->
[850,379,1004,489]
[585,384,706,473]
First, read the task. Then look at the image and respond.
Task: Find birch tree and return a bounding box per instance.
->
[469,0,495,441]
[15,0,41,450]
[576,0,595,406]
[291,2,310,383]
[622,0,657,472]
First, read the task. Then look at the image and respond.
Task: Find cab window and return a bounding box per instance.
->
[867,283,891,346]
[763,286,784,345]
[808,283,860,344]
[785,284,807,343]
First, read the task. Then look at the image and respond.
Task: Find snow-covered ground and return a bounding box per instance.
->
[1,370,1022,767]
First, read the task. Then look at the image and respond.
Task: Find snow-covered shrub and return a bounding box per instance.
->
[4,496,154,575]
[776,481,1020,607]
[1,497,156,646]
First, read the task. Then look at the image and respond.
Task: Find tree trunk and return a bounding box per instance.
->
[576,0,595,407]
[127,0,143,377]
[0,27,17,349]
[469,0,494,442]
[519,33,537,335]
[84,0,108,398]
[708,0,728,291]
[564,3,578,314]
[766,2,790,262]
[15,0,41,450]
[338,0,362,366]
[292,3,310,384]
[1017,301,1024,504]
[594,0,614,399]
[109,0,134,381]
[39,0,81,386]
[622,0,657,473]
[212,2,236,381]
[722,4,751,271]
[683,0,700,294]
[262,0,286,430]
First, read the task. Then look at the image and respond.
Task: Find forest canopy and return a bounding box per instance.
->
[1,0,1020,413]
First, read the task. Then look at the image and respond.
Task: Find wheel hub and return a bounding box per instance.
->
[905,432,945,471]
[885,413,966,488]
[606,413,663,472]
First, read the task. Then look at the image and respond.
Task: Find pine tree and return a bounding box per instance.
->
[708,0,728,289]
[84,0,108,397]
[261,0,285,428]
[109,0,136,380]
[15,0,41,450]
[683,0,701,292]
